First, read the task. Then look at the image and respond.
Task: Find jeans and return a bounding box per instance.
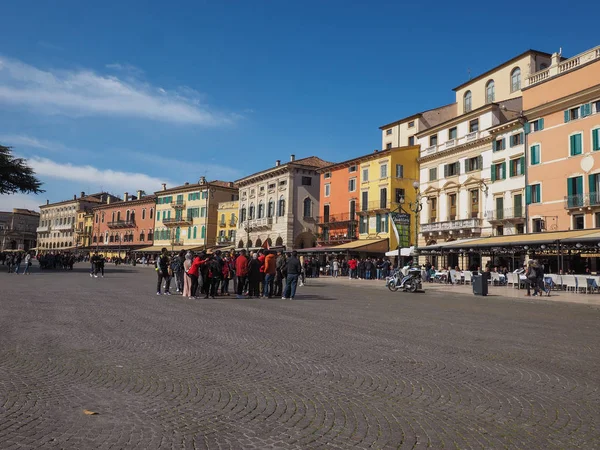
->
[333,269,338,278]
[23,263,30,274]
[263,273,275,297]
[365,270,371,280]
[376,269,382,279]
[237,276,247,296]
[274,271,284,296]
[15,264,21,274]
[188,274,199,297]
[221,278,229,294]
[157,272,171,293]
[175,271,184,291]
[284,274,299,299]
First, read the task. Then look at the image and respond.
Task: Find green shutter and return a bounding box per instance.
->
[539,118,544,131]
[570,135,575,155]
[478,155,483,170]
[492,140,497,152]
[375,214,381,232]
[519,132,524,143]
[491,164,497,182]
[509,160,515,177]
[593,129,599,151]
[564,110,570,123]
[580,105,586,117]
[509,135,514,148]
[501,162,506,180]
[444,164,448,177]
[524,122,530,134]
[567,178,573,198]
[589,174,596,195]
[576,176,583,197]
[502,138,506,150]
[525,186,532,205]
[585,103,592,116]
[575,134,582,155]
[520,156,525,175]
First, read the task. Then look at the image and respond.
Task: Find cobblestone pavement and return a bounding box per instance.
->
[1,265,599,449]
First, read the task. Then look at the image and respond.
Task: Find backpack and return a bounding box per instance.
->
[527,267,537,280]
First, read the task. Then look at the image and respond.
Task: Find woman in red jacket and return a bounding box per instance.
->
[187,254,204,299]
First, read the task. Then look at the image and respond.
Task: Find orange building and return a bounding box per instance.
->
[523,46,600,233]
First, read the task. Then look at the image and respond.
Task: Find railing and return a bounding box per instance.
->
[358,200,400,213]
[466,131,479,142]
[424,145,437,154]
[219,221,227,227]
[421,218,482,233]
[445,139,456,149]
[36,226,50,233]
[317,235,359,244]
[486,207,525,221]
[229,220,237,227]
[163,217,193,226]
[53,224,74,231]
[107,220,135,228]
[527,45,600,87]
[172,200,185,208]
[528,69,550,85]
[421,132,485,157]
[316,212,358,224]
[217,236,235,245]
[240,217,273,229]
[564,193,600,209]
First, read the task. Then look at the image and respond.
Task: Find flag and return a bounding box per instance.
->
[262,240,270,250]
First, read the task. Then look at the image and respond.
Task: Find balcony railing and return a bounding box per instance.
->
[217,236,235,245]
[317,234,359,244]
[486,207,525,222]
[564,193,600,209]
[219,221,227,227]
[316,212,359,225]
[36,226,50,233]
[172,200,185,209]
[422,131,486,156]
[107,220,136,229]
[163,217,193,226]
[53,223,74,231]
[420,218,482,233]
[358,200,400,213]
[240,217,273,230]
[527,45,600,87]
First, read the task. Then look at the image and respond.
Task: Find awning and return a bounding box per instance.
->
[136,245,205,253]
[562,231,600,243]
[419,238,481,252]
[385,246,414,257]
[328,238,389,253]
[443,229,595,249]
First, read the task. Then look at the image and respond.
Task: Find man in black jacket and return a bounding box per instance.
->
[156,248,171,295]
[283,251,302,300]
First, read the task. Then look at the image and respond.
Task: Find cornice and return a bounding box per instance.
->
[416,104,495,138]
[524,83,600,119]
[488,119,523,135]
[418,135,494,164]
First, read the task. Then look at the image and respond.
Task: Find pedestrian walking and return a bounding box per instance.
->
[283,251,302,300]
[156,248,172,295]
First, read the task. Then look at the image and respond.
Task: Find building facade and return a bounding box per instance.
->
[153,179,238,251]
[37,192,119,252]
[91,191,157,256]
[216,201,238,247]
[235,155,331,250]
[523,46,600,233]
[0,209,39,251]
[75,209,94,249]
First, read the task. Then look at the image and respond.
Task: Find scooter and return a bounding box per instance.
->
[397,266,423,293]
[386,269,401,292]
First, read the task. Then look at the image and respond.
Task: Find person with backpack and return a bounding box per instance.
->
[171,250,185,293]
[156,248,171,295]
[207,252,223,299]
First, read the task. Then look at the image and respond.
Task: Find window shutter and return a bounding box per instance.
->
[585,103,592,116]
[580,105,586,117]
[538,118,544,131]
[570,135,575,155]
[524,122,530,134]
[478,155,483,170]
[525,186,532,205]
[590,175,597,200]
[576,134,582,154]
[509,136,514,148]
[509,160,515,177]
[564,110,570,123]
[501,162,506,180]
[444,164,448,178]
[567,178,573,198]
[463,160,467,173]
[519,132,524,143]
[593,129,599,151]
[501,138,506,150]
[520,156,525,174]
[576,176,583,196]
[491,164,496,182]
[492,140,497,152]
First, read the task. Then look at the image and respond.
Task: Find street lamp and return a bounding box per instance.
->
[408,180,423,262]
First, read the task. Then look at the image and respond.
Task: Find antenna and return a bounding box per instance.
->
[467,68,472,80]
[558,47,562,56]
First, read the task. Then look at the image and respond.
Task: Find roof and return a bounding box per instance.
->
[452,50,553,91]
[40,192,117,208]
[92,195,157,210]
[235,156,332,184]
[379,102,456,130]
[440,230,594,249]
[155,180,236,196]
[318,146,419,173]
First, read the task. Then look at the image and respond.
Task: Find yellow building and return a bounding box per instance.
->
[75,209,94,249]
[216,201,238,247]
[153,178,238,251]
[357,146,420,250]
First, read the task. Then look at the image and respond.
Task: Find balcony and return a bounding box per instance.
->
[317,234,358,245]
[358,200,399,214]
[421,218,482,234]
[163,217,193,226]
[527,45,600,87]
[486,207,525,223]
[217,236,235,245]
[466,131,479,142]
[240,217,273,230]
[316,212,359,225]
[422,132,485,156]
[172,200,185,209]
[219,221,227,228]
[564,193,600,210]
[36,225,50,233]
[107,220,135,229]
[54,223,74,231]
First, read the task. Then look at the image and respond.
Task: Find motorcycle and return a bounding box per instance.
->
[398,266,422,293]
[386,269,401,292]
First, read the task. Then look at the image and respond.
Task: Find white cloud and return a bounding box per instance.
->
[0,193,43,212]
[28,156,174,194]
[105,62,144,77]
[0,134,64,151]
[0,56,236,126]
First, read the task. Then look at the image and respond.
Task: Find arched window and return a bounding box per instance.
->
[463,90,472,113]
[267,199,275,217]
[130,210,135,222]
[201,226,206,239]
[238,240,244,249]
[485,80,495,103]
[278,196,286,217]
[150,208,154,219]
[126,210,130,221]
[255,238,262,248]
[220,213,225,224]
[276,237,284,246]
[148,230,154,241]
[101,213,105,223]
[140,231,145,242]
[142,209,146,220]
[109,235,114,243]
[230,213,235,224]
[303,198,312,218]
[510,67,521,92]
[247,239,253,248]
[95,214,99,224]
[240,205,247,223]
[193,226,197,239]
[116,211,121,221]
[249,203,255,220]
[93,235,97,243]
[112,211,115,222]
[258,201,265,219]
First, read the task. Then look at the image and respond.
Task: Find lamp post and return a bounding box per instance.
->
[408,181,423,263]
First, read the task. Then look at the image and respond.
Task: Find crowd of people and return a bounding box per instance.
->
[0,251,33,274]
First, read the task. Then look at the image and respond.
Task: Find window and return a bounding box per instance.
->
[469,119,479,133]
[362,168,369,181]
[361,191,369,211]
[150,209,153,219]
[570,133,583,156]
[303,198,312,217]
[526,118,544,133]
[380,188,387,209]
[593,128,600,151]
[240,207,246,222]
[448,127,457,140]
[408,136,415,146]
[594,100,600,114]
[493,138,506,152]
[359,216,367,234]
[386,143,392,149]
[157,211,161,221]
[510,67,521,92]
[470,189,479,218]
[386,129,393,135]
[323,172,331,179]
[429,167,437,181]
[259,186,265,193]
[429,198,437,223]
[495,196,504,219]
[429,134,438,147]
[509,157,525,177]
[496,225,504,236]
[526,184,541,204]
[395,188,405,204]
[510,133,524,147]
[465,156,482,172]
[444,162,460,177]
[349,165,357,173]
[516,223,524,234]
[201,192,208,199]
[279,180,287,187]
[408,121,415,128]
[200,207,206,218]
[567,176,583,207]
[301,176,312,186]
[268,183,276,190]
[249,203,255,219]
[187,207,200,219]
[464,91,472,112]
[142,209,146,220]
[348,178,356,192]
[530,144,541,165]
[395,164,404,178]
[201,226,206,239]
[278,196,286,216]
[95,214,98,224]
[573,215,585,230]
[491,162,506,181]
[126,210,130,221]
[380,164,388,179]
[448,193,457,220]
[514,194,523,218]
[486,80,495,103]
[566,107,580,122]
[324,183,330,197]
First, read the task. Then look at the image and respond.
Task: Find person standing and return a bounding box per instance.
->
[257,250,266,296]
[22,252,32,275]
[171,250,185,293]
[274,251,286,297]
[156,248,171,295]
[221,256,231,296]
[263,251,276,298]
[95,254,106,278]
[235,249,249,299]
[283,251,302,300]
[14,253,22,275]
[332,258,339,278]
[182,252,193,298]
[247,253,262,298]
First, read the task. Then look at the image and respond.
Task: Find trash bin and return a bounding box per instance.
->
[472,274,488,296]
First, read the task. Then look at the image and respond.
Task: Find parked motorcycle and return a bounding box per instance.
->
[386,269,400,292]
[398,266,422,293]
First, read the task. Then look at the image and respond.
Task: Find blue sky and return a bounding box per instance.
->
[0,0,598,211]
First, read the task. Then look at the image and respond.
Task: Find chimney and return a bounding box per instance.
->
[46,200,49,205]
[199,176,206,184]
[73,194,77,200]
[374,149,379,153]
[80,191,85,198]
[184,182,189,186]
[123,192,128,202]
[290,154,295,162]
[107,196,111,205]
[137,190,142,199]
[275,160,281,167]
[161,183,167,191]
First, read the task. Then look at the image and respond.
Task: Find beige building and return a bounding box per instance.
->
[0,209,39,251]
[216,201,238,247]
[37,192,119,252]
[235,155,331,249]
[153,178,238,251]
